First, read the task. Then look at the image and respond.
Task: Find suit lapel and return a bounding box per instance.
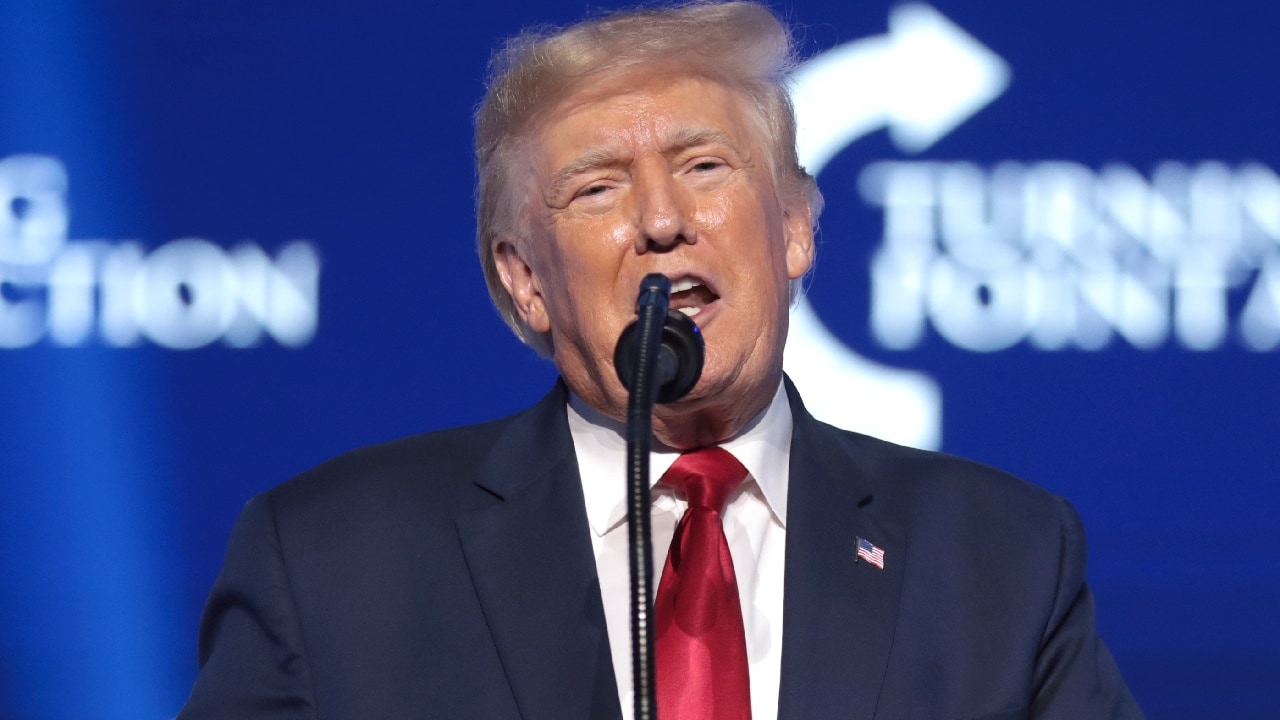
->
[456,383,622,720]
[778,382,905,720]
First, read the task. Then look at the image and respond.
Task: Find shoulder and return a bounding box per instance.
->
[254,386,569,540]
[278,415,515,502]
[783,376,1065,530]
[800,415,1080,572]
[808,414,1065,513]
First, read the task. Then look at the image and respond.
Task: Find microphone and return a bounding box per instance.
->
[614,273,706,720]
[614,274,704,404]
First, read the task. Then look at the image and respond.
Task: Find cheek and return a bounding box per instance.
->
[537,218,633,325]
[696,194,734,229]
[719,189,788,267]
[551,215,632,269]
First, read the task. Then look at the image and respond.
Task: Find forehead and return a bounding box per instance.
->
[532,72,759,168]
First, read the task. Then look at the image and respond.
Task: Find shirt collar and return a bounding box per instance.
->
[568,380,793,537]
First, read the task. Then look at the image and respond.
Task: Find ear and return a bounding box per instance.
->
[493,238,551,334]
[782,197,815,281]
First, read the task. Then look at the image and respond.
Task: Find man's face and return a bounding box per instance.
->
[494,72,813,443]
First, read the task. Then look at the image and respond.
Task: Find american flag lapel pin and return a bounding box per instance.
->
[855,536,886,570]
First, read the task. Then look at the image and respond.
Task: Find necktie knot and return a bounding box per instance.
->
[660,446,748,513]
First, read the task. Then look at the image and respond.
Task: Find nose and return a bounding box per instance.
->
[632,165,695,252]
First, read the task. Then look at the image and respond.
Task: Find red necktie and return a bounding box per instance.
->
[654,447,752,720]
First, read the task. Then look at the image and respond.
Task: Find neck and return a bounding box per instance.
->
[568,374,781,451]
[650,393,770,449]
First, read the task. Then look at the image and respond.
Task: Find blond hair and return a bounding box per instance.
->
[474,1,821,355]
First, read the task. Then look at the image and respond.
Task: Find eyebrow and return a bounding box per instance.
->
[546,147,628,201]
[544,126,743,201]
[662,127,740,157]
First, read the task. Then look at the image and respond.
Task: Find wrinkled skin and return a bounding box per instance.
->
[493,72,814,449]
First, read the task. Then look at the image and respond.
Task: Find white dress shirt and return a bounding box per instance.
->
[567,382,792,720]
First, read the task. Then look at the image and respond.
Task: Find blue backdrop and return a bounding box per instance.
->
[1,1,1276,718]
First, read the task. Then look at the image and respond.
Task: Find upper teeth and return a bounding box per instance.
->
[671,277,702,293]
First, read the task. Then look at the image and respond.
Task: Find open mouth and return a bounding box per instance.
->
[668,276,719,319]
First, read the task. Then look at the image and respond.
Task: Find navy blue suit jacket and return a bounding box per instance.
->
[178,380,1143,719]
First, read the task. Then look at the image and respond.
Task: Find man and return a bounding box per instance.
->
[179,2,1144,719]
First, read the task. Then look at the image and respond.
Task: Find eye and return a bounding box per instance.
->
[682,156,731,186]
[567,179,620,211]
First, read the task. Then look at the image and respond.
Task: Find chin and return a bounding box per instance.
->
[680,361,770,410]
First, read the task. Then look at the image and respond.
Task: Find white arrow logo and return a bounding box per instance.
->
[791,3,1010,166]
[783,4,1010,449]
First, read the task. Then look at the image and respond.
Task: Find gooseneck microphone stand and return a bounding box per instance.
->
[613,273,704,720]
